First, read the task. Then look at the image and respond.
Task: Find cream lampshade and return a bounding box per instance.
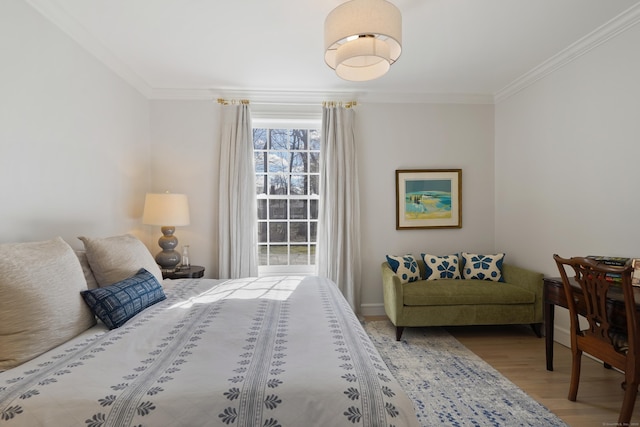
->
[324,0,402,81]
[142,192,190,271]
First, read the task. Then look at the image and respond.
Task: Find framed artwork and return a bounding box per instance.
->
[396,169,462,229]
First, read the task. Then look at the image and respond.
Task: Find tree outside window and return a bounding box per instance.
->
[254,126,320,273]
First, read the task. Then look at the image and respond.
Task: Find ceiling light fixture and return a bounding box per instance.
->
[324,0,402,82]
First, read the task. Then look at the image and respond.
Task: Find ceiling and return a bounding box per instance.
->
[25,0,640,102]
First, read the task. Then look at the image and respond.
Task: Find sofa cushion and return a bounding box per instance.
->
[461,252,505,282]
[422,253,461,280]
[386,254,421,284]
[403,279,535,306]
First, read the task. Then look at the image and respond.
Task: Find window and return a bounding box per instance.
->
[253,121,321,275]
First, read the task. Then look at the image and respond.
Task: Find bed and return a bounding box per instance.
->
[0,235,419,427]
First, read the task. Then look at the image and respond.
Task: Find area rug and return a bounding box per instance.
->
[364,321,568,427]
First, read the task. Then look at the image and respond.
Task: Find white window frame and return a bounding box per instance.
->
[252,114,322,276]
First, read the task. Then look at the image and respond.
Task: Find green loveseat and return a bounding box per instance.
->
[382,259,544,340]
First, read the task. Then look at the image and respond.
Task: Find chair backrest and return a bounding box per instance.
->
[553,254,637,366]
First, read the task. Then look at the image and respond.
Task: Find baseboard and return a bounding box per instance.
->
[359,305,575,350]
[553,324,571,348]
[360,303,385,317]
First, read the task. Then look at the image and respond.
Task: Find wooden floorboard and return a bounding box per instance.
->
[366,318,640,427]
[446,324,640,427]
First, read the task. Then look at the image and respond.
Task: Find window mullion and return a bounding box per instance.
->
[254,123,319,274]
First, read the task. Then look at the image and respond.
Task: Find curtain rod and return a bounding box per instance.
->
[322,101,357,108]
[217,98,357,108]
[217,98,249,105]
[214,90,359,106]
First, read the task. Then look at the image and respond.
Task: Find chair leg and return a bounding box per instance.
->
[618,378,638,425]
[568,349,582,401]
[396,326,404,341]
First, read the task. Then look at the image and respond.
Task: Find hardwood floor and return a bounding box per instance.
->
[445,324,640,427]
[368,319,640,426]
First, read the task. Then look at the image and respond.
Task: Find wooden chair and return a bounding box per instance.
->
[553,254,638,425]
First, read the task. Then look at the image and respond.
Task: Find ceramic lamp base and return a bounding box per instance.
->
[155,226,181,271]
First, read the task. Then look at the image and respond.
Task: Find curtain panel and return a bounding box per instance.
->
[218,102,258,278]
[317,105,362,313]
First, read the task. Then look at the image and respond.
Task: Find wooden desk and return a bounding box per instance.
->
[544,277,640,371]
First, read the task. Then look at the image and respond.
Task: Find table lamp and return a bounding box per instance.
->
[142,192,190,271]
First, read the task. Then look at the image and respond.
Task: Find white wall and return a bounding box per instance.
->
[495,22,640,344]
[357,103,495,314]
[149,101,219,277]
[0,0,151,249]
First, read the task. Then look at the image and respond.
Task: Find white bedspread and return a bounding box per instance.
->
[0,276,419,426]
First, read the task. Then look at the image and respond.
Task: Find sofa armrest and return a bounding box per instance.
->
[381,262,404,324]
[502,264,544,322]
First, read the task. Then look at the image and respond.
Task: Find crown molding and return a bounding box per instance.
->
[358,92,494,105]
[148,88,220,101]
[148,88,361,106]
[25,0,153,98]
[494,3,640,103]
[212,89,358,105]
[150,87,494,105]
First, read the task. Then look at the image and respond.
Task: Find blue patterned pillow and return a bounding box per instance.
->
[422,253,461,280]
[386,254,421,284]
[80,268,166,329]
[461,252,505,282]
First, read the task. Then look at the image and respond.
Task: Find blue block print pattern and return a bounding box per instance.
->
[386,255,421,284]
[422,254,461,280]
[81,268,166,329]
[461,252,505,282]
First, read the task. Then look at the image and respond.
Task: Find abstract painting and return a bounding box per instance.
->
[396,169,462,229]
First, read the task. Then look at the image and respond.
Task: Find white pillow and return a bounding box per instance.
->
[0,237,96,371]
[461,252,505,282]
[75,250,99,290]
[386,254,421,284]
[78,234,162,287]
[422,253,461,280]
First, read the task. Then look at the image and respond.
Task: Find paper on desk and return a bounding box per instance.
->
[632,258,640,287]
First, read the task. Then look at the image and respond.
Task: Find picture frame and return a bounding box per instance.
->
[396,169,462,229]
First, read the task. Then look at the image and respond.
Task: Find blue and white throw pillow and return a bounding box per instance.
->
[461,252,505,282]
[80,268,166,329]
[386,254,421,284]
[422,253,461,280]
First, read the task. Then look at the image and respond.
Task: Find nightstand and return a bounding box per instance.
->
[162,265,205,279]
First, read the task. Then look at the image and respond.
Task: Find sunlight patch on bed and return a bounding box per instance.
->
[169,276,304,309]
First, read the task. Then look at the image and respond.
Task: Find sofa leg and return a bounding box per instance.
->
[530,323,543,338]
[396,327,404,341]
